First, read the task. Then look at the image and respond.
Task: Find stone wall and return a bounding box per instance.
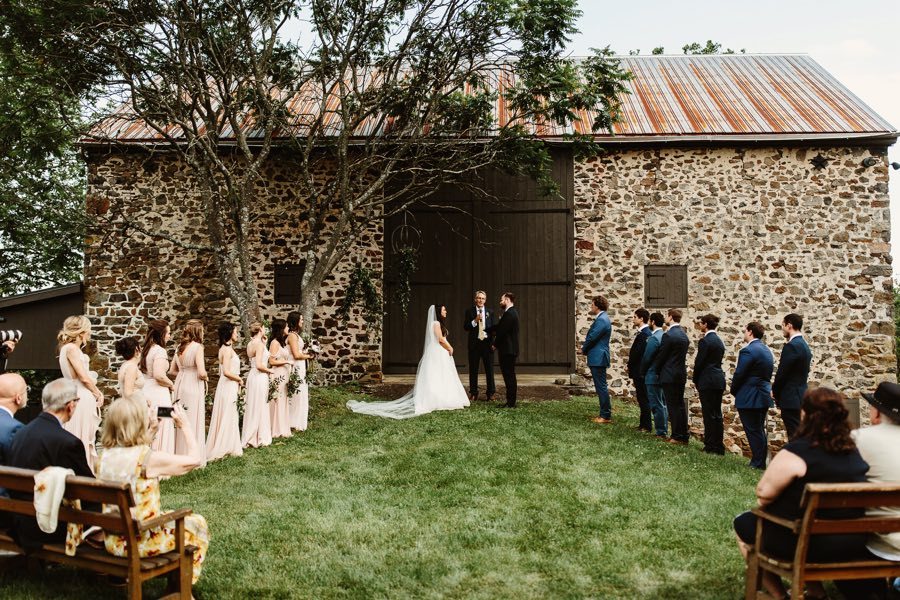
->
[573,145,895,454]
[83,152,383,393]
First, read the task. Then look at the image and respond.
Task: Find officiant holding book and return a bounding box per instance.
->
[463,290,496,402]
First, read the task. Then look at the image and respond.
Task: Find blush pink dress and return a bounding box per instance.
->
[205,349,243,461]
[59,343,100,471]
[287,333,309,431]
[144,344,175,455]
[241,345,272,448]
[173,341,206,467]
[269,342,292,439]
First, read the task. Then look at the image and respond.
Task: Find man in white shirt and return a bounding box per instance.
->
[854,382,900,562]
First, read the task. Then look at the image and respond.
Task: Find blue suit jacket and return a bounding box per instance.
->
[640,328,664,384]
[772,336,812,410]
[731,339,775,410]
[0,409,24,497]
[581,312,611,367]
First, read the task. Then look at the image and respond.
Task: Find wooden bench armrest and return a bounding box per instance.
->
[751,508,800,533]
[137,508,193,533]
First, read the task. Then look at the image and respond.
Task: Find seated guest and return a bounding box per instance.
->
[97,398,209,583]
[855,382,900,562]
[0,373,27,465]
[733,388,874,600]
[7,378,95,551]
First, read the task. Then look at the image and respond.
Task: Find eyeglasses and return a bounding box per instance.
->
[69,397,80,403]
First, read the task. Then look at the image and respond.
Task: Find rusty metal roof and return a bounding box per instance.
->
[85,54,897,145]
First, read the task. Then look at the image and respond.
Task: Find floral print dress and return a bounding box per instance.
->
[97,445,209,583]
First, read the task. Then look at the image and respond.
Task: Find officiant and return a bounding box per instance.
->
[463,290,496,402]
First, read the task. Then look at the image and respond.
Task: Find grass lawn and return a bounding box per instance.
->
[1,386,761,599]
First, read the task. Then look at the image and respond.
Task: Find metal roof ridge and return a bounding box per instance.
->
[0,282,84,309]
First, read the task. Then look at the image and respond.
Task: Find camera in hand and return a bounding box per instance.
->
[157,406,175,418]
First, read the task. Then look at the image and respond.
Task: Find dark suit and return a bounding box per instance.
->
[772,335,811,440]
[0,408,24,524]
[731,339,774,469]
[490,306,519,407]
[628,326,652,430]
[652,324,690,442]
[7,412,95,551]
[692,331,726,454]
[463,306,496,399]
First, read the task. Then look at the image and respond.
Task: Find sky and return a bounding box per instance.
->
[567,0,900,276]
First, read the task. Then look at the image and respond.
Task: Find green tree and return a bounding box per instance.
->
[2,1,631,332]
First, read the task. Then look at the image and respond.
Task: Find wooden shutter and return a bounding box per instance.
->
[274,262,305,305]
[644,264,687,308]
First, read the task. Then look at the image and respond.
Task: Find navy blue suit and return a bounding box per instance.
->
[653,324,690,441]
[628,326,652,430]
[641,329,668,436]
[693,332,726,454]
[0,408,24,503]
[582,312,612,419]
[772,335,811,439]
[731,339,774,469]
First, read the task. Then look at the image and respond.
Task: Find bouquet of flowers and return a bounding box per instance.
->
[267,374,285,403]
[236,386,246,420]
[286,369,304,397]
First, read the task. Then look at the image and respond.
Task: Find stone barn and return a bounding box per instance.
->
[82,54,897,451]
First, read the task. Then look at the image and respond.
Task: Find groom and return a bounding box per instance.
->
[489,292,519,408]
[463,290,496,402]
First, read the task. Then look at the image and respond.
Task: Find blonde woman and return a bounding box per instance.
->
[140,319,176,454]
[169,319,207,467]
[57,315,104,470]
[97,399,209,584]
[241,322,273,448]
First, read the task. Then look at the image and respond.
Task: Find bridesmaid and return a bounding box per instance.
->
[58,316,104,470]
[206,322,244,461]
[268,319,292,439]
[115,336,145,399]
[242,322,273,448]
[141,319,176,454]
[286,311,312,431]
[170,319,208,467]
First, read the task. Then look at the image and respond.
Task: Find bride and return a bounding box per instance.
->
[347,304,470,418]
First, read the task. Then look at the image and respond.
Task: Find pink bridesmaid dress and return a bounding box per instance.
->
[59,343,100,471]
[288,334,309,431]
[173,341,207,467]
[145,344,175,454]
[269,343,292,439]
[206,351,243,461]
[241,346,272,448]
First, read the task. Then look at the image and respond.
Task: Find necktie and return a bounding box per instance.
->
[478,309,487,340]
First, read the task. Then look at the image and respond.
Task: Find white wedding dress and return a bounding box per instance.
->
[347,306,470,419]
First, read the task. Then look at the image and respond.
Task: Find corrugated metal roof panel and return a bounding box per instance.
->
[84,54,896,144]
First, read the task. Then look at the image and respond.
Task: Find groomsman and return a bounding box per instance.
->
[772,313,811,440]
[692,314,726,454]
[627,308,652,432]
[582,295,612,423]
[641,312,668,438]
[653,308,690,444]
[463,290,496,402]
[490,292,519,408]
[731,322,774,470]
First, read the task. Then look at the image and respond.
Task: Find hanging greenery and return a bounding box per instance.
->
[391,246,418,319]
[338,264,384,334]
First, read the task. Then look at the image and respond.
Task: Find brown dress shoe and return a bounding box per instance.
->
[591,417,613,424]
[666,438,688,446]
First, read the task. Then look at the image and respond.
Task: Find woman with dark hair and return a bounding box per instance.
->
[206,322,243,461]
[286,312,313,431]
[169,319,208,466]
[141,319,176,454]
[115,336,144,400]
[347,304,469,418]
[268,318,292,438]
[734,387,872,599]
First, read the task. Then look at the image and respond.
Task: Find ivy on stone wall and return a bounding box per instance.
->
[391,247,418,319]
[338,264,383,335]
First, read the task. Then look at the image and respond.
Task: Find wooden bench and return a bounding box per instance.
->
[745,482,900,600]
[0,465,195,599]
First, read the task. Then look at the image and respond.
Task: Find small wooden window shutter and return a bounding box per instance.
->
[643,265,687,308]
[274,262,305,305]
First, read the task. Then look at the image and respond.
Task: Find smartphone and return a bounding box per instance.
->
[157,406,174,418]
